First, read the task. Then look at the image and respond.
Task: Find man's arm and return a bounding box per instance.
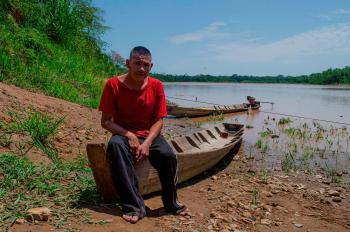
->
[101,112,140,154]
[135,118,163,162]
[144,118,163,146]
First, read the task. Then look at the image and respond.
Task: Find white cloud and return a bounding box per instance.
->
[315,8,350,21]
[168,23,350,75]
[208,22,350,62]
[169,22,229,43]
[336,9,350,15]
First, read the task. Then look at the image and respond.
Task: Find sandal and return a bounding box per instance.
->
[166,204,188,215]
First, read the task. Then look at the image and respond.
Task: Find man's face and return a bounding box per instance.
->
[126,53,153,82]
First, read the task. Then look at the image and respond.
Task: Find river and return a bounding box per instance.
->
[164,83,350,175]
[164,82,350,124]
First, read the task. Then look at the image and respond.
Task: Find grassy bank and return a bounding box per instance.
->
[0,2,122,229]
[0,153,107,230]
[0,107,117,230]
[0,0,119,108]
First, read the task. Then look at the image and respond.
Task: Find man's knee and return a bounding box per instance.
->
[160,148,177,163]
[107,135,129,160]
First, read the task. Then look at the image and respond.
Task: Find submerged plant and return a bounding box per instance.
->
[255,139,262,149]
[278,117,292,125]
[259,128,273,138]
[254,119,349,183]
[208,111,224,123]
[281,151,296,172]
[323,162,341,183]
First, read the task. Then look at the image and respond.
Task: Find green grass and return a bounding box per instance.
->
[0,0,134,109]
[0,153,109,230]
[255,139,262,149]
[0,28,116,108]
[259,171,269,184]
[0,107,117,229]
[250,188,260,207]
[322,162,341,183]
[1,108,64,162]
[207,111,225,123]
[281,151,297,172]
[259,129,273,138]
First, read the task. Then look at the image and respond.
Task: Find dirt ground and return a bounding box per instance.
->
[0,82,349,232]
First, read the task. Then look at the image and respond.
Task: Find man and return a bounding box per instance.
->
[247,96,256,105]
[98,46,186,223]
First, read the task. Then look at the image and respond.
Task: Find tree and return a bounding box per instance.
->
[110,51,125,69]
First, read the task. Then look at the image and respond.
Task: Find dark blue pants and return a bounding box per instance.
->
[107,135,182,217]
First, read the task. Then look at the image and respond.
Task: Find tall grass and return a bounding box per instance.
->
[1,108,65,162]
[0,0,122,108]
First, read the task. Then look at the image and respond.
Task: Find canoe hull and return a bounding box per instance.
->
[166,103,260,118]
[86,123,244,201]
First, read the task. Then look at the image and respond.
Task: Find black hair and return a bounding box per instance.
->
[129,46,152,59]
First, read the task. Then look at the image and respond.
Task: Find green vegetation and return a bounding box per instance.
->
[0,153,108,230]
[253,117,350,183]
[1,108,64,162]
[281,151,297,172]
[207,111,225,123]
[0,108,116,229]
[259,171,269,184]
[0,0,119,108]
[250,188,260,207]
[278,117,292,125]
[153,67,350,85]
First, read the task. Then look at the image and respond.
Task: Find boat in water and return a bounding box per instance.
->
[166,102,260,118]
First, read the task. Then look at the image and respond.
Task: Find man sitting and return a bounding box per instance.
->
[98,46,186,223]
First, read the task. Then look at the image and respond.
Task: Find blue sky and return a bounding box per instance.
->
[92,0,350,76]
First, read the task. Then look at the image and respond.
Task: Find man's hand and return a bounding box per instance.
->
[125,131,140,155]
[135,141,151,163]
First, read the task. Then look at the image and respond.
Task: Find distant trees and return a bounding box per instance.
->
[153,66,350,85]
[308,67,350,85]
[110,51,126,69]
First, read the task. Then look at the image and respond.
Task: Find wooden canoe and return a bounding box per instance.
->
[166,102,260,118]
[86,123,244,201]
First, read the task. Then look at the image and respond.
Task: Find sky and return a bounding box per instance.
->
[92,0,350,76]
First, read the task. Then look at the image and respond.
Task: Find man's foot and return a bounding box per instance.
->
[173,205,188,216]
[166,204,188,216]
[122,214,140,224]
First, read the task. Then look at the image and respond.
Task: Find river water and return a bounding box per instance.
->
[164,83,350,175]
[164,83,350,124]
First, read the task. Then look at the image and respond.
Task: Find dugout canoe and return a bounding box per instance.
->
[86,123,244,201]
[166,102,260,118]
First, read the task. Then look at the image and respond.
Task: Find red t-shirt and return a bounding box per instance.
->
[98,76,167,138]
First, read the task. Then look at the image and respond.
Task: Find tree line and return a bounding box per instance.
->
[152,66,350,85]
